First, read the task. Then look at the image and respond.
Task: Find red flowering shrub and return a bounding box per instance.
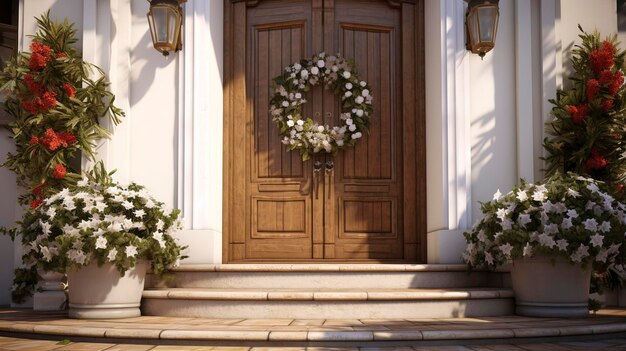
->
[0,12,124,206]
[544,29,626,189]
[0,12,126,306]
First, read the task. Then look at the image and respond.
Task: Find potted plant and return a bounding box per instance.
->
[464,173,626,317]
[15,164,186,319]
[0,13,124,306]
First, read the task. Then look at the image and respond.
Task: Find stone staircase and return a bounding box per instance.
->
[141,264,513,319]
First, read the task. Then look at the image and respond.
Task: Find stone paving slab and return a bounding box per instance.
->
[0,308,626,347]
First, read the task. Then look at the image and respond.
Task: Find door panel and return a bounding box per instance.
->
[224,0,425,262]
[326,0,405,259]
[245,0,316,260]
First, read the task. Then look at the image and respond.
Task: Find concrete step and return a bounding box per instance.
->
[141,287,514,319]
[147,264,510,290]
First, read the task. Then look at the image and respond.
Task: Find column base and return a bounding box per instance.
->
[33,291,66,311]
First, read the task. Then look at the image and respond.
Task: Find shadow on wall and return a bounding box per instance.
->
[49,1,84,49]
[129,2,172,107]
[469,55,513,224]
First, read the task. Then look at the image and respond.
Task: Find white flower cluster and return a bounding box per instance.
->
[269,52,373,159]
[22,179,183,272]
[464,174,626,271]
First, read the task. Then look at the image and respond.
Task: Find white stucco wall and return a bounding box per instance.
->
[22,1,83,48]
[560,0,618,82]
[0,133,17,305]
[469,0,517,224]
[128,0,179,207]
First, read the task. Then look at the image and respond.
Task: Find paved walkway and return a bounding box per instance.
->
[0,335,625,350]
[1,308,626,349]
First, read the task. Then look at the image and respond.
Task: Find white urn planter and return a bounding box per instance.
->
[67,261,148,319]
[511,256,592,317]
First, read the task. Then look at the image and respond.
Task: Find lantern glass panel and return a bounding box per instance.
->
[477,6,496,42]
[153,7,169,42]
[168,11,178,43]
[468,11,479,47]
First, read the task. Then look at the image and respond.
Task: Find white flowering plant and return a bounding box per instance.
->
[464,173,626,272]
[8,163,186,302]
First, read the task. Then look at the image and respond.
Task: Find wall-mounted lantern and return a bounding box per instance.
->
[147,0,186,56]
[465,0,499,59]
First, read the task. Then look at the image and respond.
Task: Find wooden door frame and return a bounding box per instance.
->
[222,0,426,263]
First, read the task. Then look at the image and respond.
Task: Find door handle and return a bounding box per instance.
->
[325,160,334,172]
[325,160,334,199]
[313,160,323,199]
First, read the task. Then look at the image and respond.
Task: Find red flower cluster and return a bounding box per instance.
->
[29,183,48,209]
[577,40,624,124]
[586,79,600,101]
[63,83,76,98]
[24,74,44,96]
[567,104,589,124]
[51,164,67,179]
[584,147,608,172]
[28,42,52,71]
[29,199,43,209]
[590,40,616,75]
[28,136,39,145]
[36,128,78,151]
[601,98,614,112]
[32,183,46,197]
[21,90,57,114]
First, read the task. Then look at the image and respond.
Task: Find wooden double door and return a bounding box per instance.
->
[223,0,425,262]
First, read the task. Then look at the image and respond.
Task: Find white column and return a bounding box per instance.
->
[515,0,535,181]
[176,0,223,264]
[426,0,472,263]
[539,0,561,177]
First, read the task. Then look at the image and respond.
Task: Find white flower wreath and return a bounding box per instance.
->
[269,52,373,161]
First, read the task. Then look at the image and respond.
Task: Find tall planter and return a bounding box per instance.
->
[67,261,148,319]
[512,256,592,317]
